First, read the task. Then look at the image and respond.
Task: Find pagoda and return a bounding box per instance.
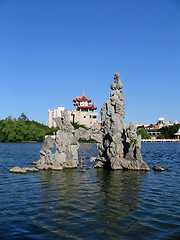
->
[73,91,97,112]
[70,91,98,128]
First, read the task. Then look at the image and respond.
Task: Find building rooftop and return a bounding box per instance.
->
[73,91,92,103]
[73,92,97,111]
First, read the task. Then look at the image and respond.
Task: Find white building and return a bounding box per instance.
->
[48,107,65,128]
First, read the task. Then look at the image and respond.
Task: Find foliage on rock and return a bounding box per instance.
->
[130,139,137,146]
[71,122,89,130]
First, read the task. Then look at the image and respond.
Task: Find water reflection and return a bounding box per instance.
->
[37,167,148,239]
[93,170,148,236]
[1,143,180,239]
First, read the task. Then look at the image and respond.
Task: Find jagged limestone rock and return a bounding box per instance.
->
[75,127,91,141]
[10,73,149,173]
[37,109,79,170]
[36,111,102,171]
[75,122,102,142]
[95,72,150,171]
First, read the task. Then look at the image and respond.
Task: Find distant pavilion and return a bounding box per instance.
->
[174,128,180,140]
[70,91,98,128]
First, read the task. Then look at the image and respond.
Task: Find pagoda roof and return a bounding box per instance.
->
[73,91,97,110]
[73,92,92,102]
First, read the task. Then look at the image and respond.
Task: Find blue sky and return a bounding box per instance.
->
[1,0,180,125]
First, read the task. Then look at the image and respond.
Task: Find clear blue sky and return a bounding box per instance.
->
[1,0,180,125]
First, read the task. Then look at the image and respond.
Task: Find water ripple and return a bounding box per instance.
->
[0,142,180,239]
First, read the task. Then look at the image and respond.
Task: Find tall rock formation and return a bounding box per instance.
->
[95,72,150,170]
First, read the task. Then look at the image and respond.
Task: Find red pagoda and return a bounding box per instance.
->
[71,91,98,128]
[73,91,97,112]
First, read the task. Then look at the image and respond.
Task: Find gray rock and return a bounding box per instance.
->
[94,72,150,171]
[10,73,150,173]
[152,166,165,171]
[94,161,104,168]
[75,122,102,142]
[75,127,91,141]
[110,72,123,90]
[29,72,149,172]
[90,157,96,162]
[10,166,27,174]
[24,167,39,172]
[36,109,102,171]
[37,109,79,170]
[10,166,39,173]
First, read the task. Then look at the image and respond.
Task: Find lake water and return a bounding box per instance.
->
[0,142,180,239]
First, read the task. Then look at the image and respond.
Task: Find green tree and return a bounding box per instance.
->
[46,126,58,135]
[0,120,7,142]
[157,134,165,139]
[137,128,151,139]
[1,117,15,142]
[160,125,179,139]
[0,114,56,142]
[71,122,89,130]
[18,113,29,121]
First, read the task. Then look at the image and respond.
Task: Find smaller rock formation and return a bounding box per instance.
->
[36,109,79,170]
[152,166,165,171]
[10,166,39,174]
[94,72,150,171]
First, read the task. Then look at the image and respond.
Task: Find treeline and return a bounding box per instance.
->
[137,124,179,139]
[0,113,58,142]
[158,124,179,139]
[1,113,179,142]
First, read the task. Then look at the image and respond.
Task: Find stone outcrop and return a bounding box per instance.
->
[152,166,165,171]
[75,122,102,142]
[94,72,150,171]
[36,109,79,170]
[10,166,39,174]
[33,113,101,171]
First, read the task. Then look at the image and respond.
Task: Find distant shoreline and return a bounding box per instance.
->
[141,139,179,142]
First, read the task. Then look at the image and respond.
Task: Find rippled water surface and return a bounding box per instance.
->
[0,142,180,239]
